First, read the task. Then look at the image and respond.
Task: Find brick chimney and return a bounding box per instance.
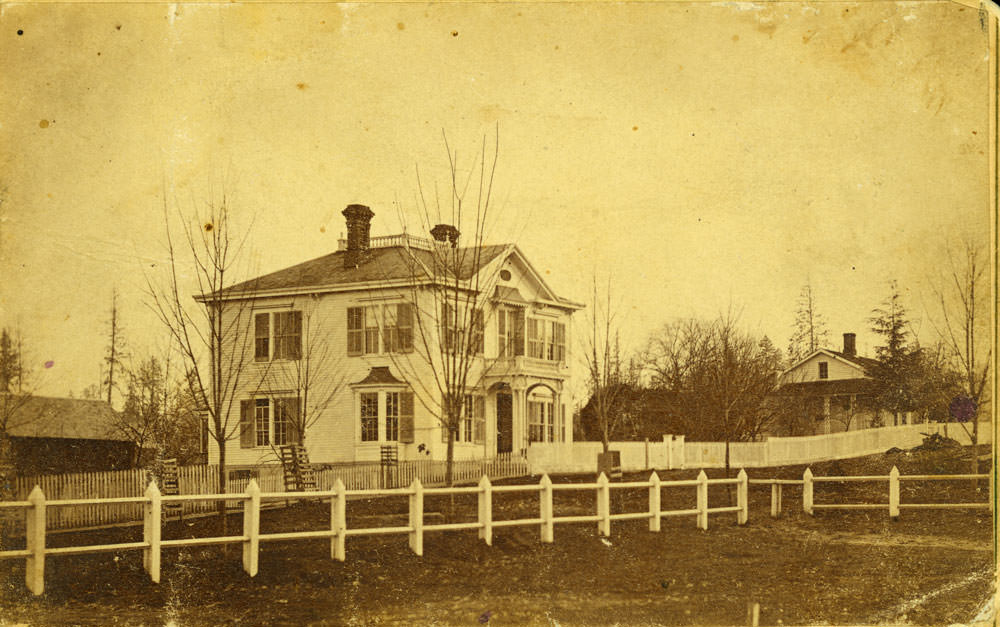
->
[342,204,374,268]
[842,332,856,357]
[430,224,460,248]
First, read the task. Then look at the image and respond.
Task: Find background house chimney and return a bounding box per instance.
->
[430,224,460,247]
[342,204,374,268]
[843,332,856,357]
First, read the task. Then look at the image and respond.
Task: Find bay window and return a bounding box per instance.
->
[358,389,414,443]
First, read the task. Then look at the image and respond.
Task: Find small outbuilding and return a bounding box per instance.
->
[5,396,135,475]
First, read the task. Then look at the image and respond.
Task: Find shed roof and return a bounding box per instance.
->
[5,396,127,441]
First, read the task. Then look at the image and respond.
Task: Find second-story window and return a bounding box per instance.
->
[348,304,414,356]
[818,362,829,379]
[497,308,525,357]
[254,311,302,361]
[274,311,302,360]
[254,314,269,361]
[527,318,567,363]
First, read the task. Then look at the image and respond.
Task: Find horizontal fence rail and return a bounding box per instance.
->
[1,464,990,596]
[8,454,529,532]
[799,467,991,518]
[0,469,749,596]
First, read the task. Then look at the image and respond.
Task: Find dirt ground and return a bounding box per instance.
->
[0,447,993,626]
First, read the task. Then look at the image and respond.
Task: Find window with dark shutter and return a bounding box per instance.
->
[819,362,829,380]
[396,303,414,352]
[285,397,302,445]
[398,391,415,443]
[513,309,525,356]
[474,396,485,443]
[347,307,364,355]
[472,310,484,355]
[254,313,270,361]
[240,400,254,448]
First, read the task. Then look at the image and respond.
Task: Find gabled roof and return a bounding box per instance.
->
[5,396,128,441]
[780,348,879,379]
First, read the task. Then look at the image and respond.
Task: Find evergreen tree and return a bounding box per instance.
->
[787,282,829,362]
[868,281,919,424]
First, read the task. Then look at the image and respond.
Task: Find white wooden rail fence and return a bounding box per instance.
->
[11,454,529,531]
[750,466,992,518]
[0,469,749,596]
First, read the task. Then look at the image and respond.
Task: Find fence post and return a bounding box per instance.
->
[770,484,782,518]
[648,471,661,532]
[242,480,260,577]
[737,469,748,525]
[25,485,46,596]
[888,466,900,520]
[408,478,423,556]
[696,470,708,530]
[331,478,346,561]
[540,474,554,543]
[803,468,814,516]
[596,472,611,537]
[478,475,492,546]
[142,482,162,583]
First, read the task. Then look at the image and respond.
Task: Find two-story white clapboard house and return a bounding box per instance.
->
[203,204,583,468]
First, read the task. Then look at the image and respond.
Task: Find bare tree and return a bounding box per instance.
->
[0,327,35,499]
[110,355,171,468]
[380,130,506,486]
[260,308,345,454]
[927,240,991,477]
[787,281,829,363]
[145,193,260,520]
[582,277,639,455]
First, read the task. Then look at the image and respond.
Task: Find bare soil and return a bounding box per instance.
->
[0,447,992,626]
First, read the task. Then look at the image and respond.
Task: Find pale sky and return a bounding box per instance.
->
[0,1,993,401]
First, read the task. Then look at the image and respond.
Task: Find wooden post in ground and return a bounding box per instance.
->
[596,472,611,537]
[648,472,661,532]
[477,476,492,546]
[770,484,782,518]
[242,480,260,577]
[746,602,760,627]
[737,469,748,525]
[888,466,900,519]
[803,468,814,516]
[408,478,424,556]
[696,470,708,530]
[25,485,46,596]
[331,478,346,561]
[539,474,554,543]
[143,481,162,583]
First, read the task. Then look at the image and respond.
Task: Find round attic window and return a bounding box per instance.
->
[499,269,512,281]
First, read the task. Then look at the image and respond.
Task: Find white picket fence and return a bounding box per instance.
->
[528,421,992,474]
[0,469,750,596]
[10,453,528,531]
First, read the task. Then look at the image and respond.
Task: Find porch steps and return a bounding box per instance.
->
[280,445,318,492]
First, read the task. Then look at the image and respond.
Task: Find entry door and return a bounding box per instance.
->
[496,392,513,454]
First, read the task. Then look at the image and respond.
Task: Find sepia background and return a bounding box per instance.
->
[0,1,993,400]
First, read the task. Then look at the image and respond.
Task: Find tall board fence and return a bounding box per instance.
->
[10,453,528,532]
[528,421,992,474]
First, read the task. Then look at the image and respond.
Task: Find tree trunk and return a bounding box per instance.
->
[216,436,228,534]
[0,432,14,550]
[445,424,455,487]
